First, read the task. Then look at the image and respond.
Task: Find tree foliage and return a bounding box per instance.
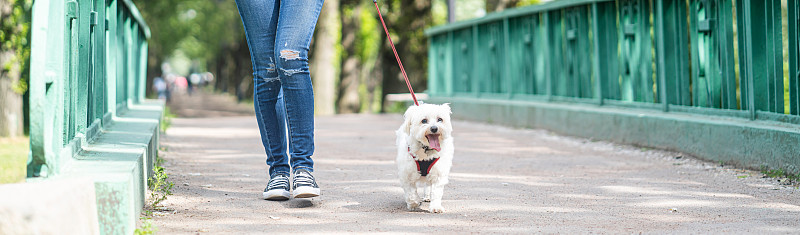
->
[136,0,541,112]
[0,0,32,94]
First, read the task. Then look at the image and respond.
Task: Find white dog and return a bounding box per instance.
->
[396,103,454,213]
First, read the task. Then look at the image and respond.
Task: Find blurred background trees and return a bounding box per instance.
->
[0,0,544,136]
[0,0,32,137]
[137,0,541,114]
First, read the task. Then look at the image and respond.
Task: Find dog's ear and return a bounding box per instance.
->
[401,106,416,134]
[442,103,452,114]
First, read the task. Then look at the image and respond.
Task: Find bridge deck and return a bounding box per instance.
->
[150,90,800,233]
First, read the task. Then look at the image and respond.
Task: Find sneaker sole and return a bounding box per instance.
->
[263,189,291,201]
[292,186,320,198]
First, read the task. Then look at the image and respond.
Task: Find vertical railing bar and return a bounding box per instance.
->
[472,24,479,97]
[766,0,781,113]
[592,2,605,106]
[447,31,454,96]
[77,0,91,135]
[503,16,512,99]
[656,0,668,112]
[689,0,700,107]
[722,0,736,110]
[105,0,116,120]
[742,0,757,120]
[790,0,799,115]
[544,11,553,101]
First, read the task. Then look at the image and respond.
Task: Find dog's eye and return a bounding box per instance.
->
[421,119,428,124]
[437,117,443,122]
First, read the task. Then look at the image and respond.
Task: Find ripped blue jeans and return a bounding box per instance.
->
[235,0,324,177]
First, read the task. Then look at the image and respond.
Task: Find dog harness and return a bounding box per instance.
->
[408,147,440,176]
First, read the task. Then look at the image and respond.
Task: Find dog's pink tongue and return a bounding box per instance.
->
[426,134,441,151]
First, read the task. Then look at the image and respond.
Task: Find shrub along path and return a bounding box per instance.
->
[150,89,800,233]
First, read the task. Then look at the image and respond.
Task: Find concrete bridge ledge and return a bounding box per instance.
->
[0,178,101,235]
[15,99,163,234]
[432,96,800,174]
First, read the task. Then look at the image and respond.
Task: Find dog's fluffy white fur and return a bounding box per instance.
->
[395,103,454,213]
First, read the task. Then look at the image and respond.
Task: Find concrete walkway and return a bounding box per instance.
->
[151,90,800,233]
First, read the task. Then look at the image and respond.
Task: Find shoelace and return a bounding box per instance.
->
[293,171,317,188]
[267,175,289,190]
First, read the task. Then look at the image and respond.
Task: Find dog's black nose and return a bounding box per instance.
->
[430,126,438,133]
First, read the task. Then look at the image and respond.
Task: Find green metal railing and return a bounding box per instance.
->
[27,0,150,177]
[426,0,799,124]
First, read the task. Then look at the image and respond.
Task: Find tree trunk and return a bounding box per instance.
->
[0,0,26,137]
[146,54,162,98]
[0,53,24,138]
[337,2,361,114]
[234,38,253,101]
[310,0,340,115]
[378,0,430,112]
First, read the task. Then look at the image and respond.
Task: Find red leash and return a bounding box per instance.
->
[373,0,419,106]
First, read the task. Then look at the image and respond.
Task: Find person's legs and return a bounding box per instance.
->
[235,0,290,178]
[275,0,324,174]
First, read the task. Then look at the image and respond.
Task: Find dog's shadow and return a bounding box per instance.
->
[388,200,433,213]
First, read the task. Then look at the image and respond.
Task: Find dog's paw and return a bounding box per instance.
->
[429,205,445,213]
[406,202,420,211]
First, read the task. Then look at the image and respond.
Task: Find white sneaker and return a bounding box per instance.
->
[263,174,290,200]
[292,169,320,198]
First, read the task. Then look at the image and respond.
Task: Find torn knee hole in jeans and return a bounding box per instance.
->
[266,57,277,72]
[263,76,280,83]
[280,49,301,60]
[280,68,305,76]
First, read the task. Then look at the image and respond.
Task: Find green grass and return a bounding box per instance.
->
[0,137,29,184]
[761,166,800,186]
[385,101,411,114]
[134,217,156,235]
[160,106,177,132]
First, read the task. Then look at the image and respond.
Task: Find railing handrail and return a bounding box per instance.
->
[122,0,151,39]
[425,0,614,36]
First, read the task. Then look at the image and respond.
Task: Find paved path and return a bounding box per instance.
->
[151,90,800,233]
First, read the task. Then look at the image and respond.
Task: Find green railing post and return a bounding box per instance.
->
[791,0,799,115]
[617,0,654,103]
[426,35,436,95]
[737,0,784,117]
[655,0,667,111]
[766,0,784,114]
[657,0,691,108]
[450,29,469,94]
[508,14,533,95]
[472,25,479,97]
[29,0,68,177]
[89,0,106,132]
[106,0,116,119]
[503,17,512,98]
[688,0,737,109]
[563,6,592,98]
[533,14,547,95]
[591,3,603,105]
[542,12,553,100]
[547,10,565,97]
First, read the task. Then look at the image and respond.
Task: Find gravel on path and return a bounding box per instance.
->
[149,91,800,234]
